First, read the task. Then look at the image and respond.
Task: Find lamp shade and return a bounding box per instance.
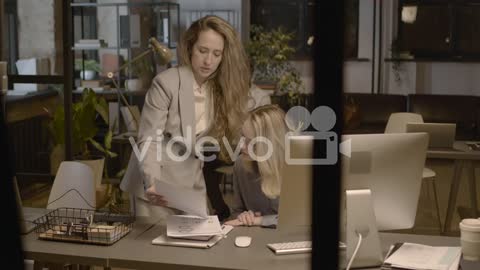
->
[402,6,417,24]
[149,37,173,65]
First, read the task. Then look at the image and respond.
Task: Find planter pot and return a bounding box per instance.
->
[80,70,96,80]
[271,93,313,112]
[254,82,276,91]
[125,78,143,92]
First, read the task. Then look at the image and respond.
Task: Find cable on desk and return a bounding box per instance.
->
[46,188,96,209]
[346,232,363,270]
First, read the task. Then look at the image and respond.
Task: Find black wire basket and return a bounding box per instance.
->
[33,207,134,245]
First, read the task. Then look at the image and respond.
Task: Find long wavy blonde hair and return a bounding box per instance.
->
[178,16,250,162]
[247,105,288,199]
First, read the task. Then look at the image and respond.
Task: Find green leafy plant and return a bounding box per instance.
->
[75,59,101,72]
[47,88,116,160]
[247,25,306,108]
[247,25,296,84]
[277,70,306,106]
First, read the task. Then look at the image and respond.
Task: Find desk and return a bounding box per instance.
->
[427,141,480,233]
[22,208,462,270]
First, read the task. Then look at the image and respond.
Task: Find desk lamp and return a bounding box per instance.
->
[107,37,173,128]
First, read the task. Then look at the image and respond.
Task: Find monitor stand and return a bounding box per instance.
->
[345,189,383,268]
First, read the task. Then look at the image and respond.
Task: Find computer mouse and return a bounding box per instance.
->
[235,236,252,247]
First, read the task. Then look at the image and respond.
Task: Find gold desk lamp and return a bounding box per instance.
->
[107,37,173,128]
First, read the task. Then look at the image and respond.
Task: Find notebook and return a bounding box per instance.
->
[382,242,461,270]
[406,122,456,149]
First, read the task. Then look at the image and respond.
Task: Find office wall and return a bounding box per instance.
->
[17,0,55,67]
[344,0,480,96]
[381,1,480,96]
[177,0,243,38]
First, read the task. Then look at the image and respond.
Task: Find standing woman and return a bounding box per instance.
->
[120,16,250,218]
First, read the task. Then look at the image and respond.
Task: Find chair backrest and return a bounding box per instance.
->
[47,161,96,210]
[385,112,424,133]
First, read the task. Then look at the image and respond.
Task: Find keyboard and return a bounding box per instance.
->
[267,241,312,255]
[267,241,346,255]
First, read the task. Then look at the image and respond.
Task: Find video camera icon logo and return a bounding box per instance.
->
[285,106,340,165]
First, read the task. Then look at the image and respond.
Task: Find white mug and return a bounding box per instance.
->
[459,218,480,261]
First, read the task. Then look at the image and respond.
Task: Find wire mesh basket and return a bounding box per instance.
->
[33,207,134,245]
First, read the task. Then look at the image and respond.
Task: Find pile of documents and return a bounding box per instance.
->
[167,215,223,241]
[151,180,233,248]
[382,242,461,270]
[152,215,232,248]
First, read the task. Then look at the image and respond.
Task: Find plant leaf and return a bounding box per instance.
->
[106,150,118,158]
[95,97,109,124]
[104,129,113,150]
[115,168,127,178]
[88,138,106,153]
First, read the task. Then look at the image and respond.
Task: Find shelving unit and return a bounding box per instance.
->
[71,0,179,133]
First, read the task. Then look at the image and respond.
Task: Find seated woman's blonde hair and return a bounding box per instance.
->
[246,104,289,199]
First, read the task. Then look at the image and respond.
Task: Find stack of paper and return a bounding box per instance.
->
[166,215,223,241]
[382,243,461,270]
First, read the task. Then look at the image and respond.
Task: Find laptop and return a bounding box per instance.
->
[406,122,456,149]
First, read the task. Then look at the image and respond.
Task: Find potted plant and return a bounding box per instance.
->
[46,88,118,208]
[246,25,307,110]
[75,59,101,80]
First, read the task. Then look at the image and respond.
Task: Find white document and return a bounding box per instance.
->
[14,58,49,91]
[154,180,208,218]
[384,243,461,270]
[166,215,222,238]
[152,225,233,249]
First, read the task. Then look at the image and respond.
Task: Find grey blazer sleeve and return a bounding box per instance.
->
[136,75,173,189]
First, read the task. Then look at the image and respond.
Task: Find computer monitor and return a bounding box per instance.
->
[341,132,428,268]
[277,133,428,268]
[277,135,313,230]
[278,132,427,229]
[406,122,456,149]
[341,132,428,231]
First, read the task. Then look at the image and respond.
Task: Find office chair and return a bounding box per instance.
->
[385,112,443,234]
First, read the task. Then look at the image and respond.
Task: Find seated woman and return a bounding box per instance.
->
[225,105,289,227]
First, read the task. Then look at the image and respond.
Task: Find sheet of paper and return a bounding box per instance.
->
[154,180,208,218]
[166,215,222,238]
[384,243,461,270]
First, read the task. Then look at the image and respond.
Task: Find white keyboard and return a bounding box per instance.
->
[267,241,347,255]
[267,241,312,255]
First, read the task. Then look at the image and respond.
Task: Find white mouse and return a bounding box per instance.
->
[235,236,252,247]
